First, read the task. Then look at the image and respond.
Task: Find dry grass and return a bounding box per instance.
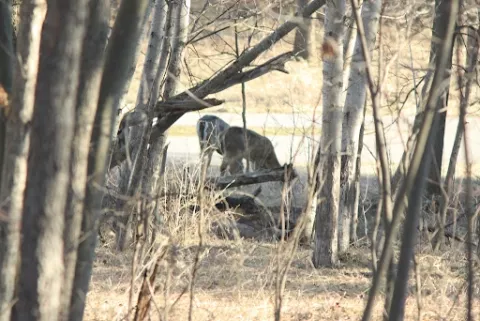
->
[86,237,479,321]
[92,157,480,321]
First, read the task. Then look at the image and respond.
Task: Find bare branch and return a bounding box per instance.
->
[152,0,327,134]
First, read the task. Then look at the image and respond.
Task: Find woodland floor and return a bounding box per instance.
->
[85,235,480,321]
[91,2,480,320]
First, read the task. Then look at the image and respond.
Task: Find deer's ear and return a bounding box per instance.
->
[121,110,148,128]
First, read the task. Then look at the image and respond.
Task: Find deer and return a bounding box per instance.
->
[196,114,231,170]
[219,126,281,176]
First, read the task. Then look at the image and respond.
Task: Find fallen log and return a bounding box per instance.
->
[205,164,297,190]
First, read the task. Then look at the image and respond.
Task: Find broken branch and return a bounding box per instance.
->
[205,164,297,190]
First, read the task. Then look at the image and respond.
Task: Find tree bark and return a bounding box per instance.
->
[0,0,46,319]
[313,0,345,268]
[14,0,90,320]
[61,1,110,320]
[424,0,456,202]
[293,0,312,60]
[116,0,154,118]
[0,0,18,319]
[135,0,168,109]
[339,0,381,253]
[109,0,170,250]
[0,0,13,198]
[360,0,459,318]
[69,0,151,320]
[143,0,190,221]
[435,2,478,251]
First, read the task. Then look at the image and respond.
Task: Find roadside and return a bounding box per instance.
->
[166,112,480,174]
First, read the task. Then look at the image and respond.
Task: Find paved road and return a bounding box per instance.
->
[167,112,480,173]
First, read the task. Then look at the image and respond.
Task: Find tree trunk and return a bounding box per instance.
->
[350,99,367,244]
[69,0,151,320]
[110,0,169,250]
[61,1,110,320]
[116,0,154,118]
[339,0,381,253]
[0,0,46,319]
[143,0,190,213]
[0,0,13,195]
[424,0,456,203]
[14,0,89,319]
[293,0,312,60]
[135,0,168,110]
[11,0,22,45]
[342,12,356,93]
[312,0,345,267]
[435,2,478,251]
[0,0,17,319]
[112,0,177,251]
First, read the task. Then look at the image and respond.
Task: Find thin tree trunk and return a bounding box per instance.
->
[293,0,312,60]
[342,12,356,93]
[313,0,345,267]
[350,99,367,244]
[116,0,155,117]
[339,0,381,253]
[144,0,190,209]
[424,0,456,203]
[435,3,478,251]
[14,0,90,319]
[0,0,20,319]
[69,0,151,320]
[0,0,13,196]
[135,0,168,110]
[113,0,177,251]
[110,0,169,250]
[61,1,110,319]
[360,0,459,319]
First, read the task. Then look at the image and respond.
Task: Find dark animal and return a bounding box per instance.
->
[196,114,230,170]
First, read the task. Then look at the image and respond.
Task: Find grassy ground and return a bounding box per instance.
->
[86,235,479,321]
[167,124,320,137]
[92,159,479,321]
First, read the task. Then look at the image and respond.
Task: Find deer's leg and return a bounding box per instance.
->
[220,157,229,176]
[229,157,244,175]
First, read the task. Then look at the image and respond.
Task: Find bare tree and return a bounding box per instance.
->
[0,0,46,319]
[293,0,313,60]
[61,1,110,320]
[69,0,152,320]
[142,0,191,215]
[14,0,90,319]
[116,0,155,116]
[359,0,459,318]
[0,0,17,319]
[312,0,346,267]
[434,1,478,250]
[135,0,168,110]
[424,0,457,205]
[339,0,382,253]
[108,0,170,250]
[0,0,13,192]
